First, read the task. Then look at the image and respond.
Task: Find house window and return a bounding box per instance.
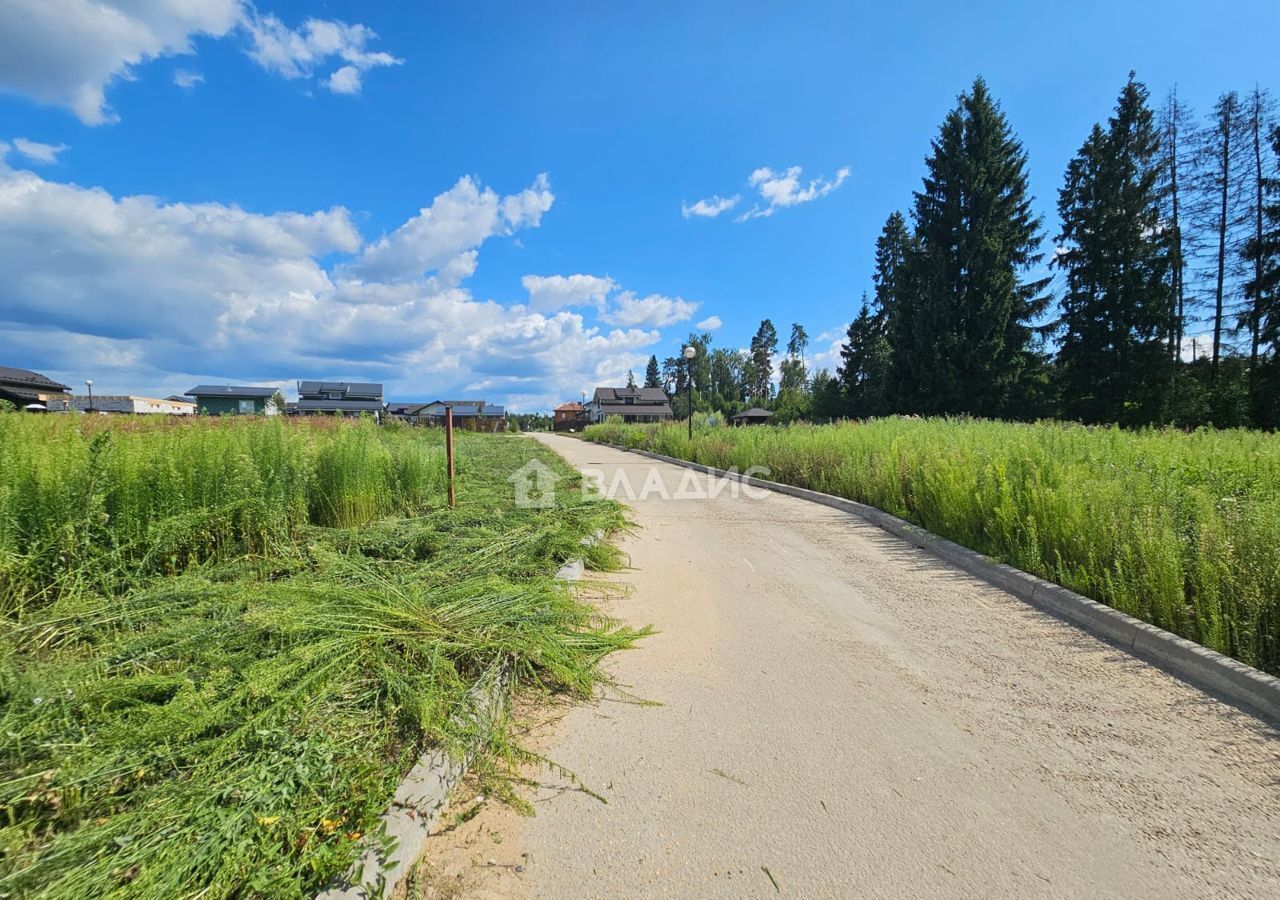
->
[624,397,634,404]
[238,399,256,414]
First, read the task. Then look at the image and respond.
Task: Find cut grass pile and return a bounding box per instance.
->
[1,415,640,898]
[584,417,1280,675]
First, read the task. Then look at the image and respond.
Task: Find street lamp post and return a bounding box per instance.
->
[682,345,696,441]
[85,379,94,414]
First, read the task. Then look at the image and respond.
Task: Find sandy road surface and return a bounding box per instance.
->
[415,434,1279,900]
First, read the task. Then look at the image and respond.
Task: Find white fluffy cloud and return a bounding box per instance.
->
[349,174,554,282]
[522,274,616,312]
[242,12,402,94]
[0,159,675,411]
[695,315,722,331]
[737,165,850,220]
[681,194,739,219]
[601,292,698,328]
[10,138,68,165]
[0,2,401,123]
[0,0,242,124]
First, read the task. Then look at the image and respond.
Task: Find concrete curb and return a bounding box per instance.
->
[316,544,599,899]
[595,441,1280,725]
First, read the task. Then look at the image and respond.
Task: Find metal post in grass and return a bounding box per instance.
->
[445,405,456,508]
[85,379,94,414]
[683,344,696,442]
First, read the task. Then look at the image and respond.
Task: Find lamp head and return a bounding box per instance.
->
[682,346,696,360]
[85,379,93,388]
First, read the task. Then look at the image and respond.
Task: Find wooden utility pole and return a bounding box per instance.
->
[445,405,456,508]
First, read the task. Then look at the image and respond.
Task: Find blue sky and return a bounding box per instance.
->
[2,1,1278,410]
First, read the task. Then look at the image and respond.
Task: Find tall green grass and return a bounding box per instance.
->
[1,416,639,898]
[584,417,1280,675]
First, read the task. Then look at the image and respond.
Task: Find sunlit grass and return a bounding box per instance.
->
[0,415,639,898]
[584,417,1280,675]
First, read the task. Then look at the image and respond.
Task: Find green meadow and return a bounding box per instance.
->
[584,418,1280,676]
[0,415,639,899]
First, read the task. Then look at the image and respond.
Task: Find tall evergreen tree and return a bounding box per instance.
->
[744,319,778,402]
[644,354,662,388]
[1056,75,1174,424]
[625,368,637,389]
[904,77,1050,416]
[838,293,892,417]
[779,323,809,395]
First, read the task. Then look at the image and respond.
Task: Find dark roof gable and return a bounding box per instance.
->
[0,366,71,392]
[185,385,278,399]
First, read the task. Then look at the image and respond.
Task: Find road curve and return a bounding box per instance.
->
[432,434,1280,899]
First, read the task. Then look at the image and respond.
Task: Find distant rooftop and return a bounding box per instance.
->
[0,366,71,392]
[185,385,278,398]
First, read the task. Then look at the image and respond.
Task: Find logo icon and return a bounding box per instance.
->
[509,459,558,508]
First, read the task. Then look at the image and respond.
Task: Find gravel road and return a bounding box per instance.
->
[416,434,1280,900]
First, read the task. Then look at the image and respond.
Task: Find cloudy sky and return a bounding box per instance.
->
[2,1,1277,409]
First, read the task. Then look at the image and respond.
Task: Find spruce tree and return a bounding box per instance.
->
[644,354,662,388]
[838,293,892,417]
[1056,75,1174,424]
[1158,87,1194,358]
[905,77,1050,417]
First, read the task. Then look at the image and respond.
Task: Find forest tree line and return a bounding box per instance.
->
[633,74,1280,428]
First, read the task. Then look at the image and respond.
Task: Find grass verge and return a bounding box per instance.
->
[583,417,1280,676]
[1,416,643,898]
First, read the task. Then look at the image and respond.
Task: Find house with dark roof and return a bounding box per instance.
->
[730,407,774,426]
[0,366,72,411]
[411,399,506,431]
[586,386,673,423]
[185,385,279,415]
[296,381,384,418]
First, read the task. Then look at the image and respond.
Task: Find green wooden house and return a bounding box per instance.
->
[184,385,279,415]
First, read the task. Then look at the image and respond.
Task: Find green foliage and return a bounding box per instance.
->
[583,418,1280,676]
[1055,75,1175,425]
[900,77,1051,417]
[0,417,640,897]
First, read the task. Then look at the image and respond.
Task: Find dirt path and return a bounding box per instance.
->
[414,434,1280,899]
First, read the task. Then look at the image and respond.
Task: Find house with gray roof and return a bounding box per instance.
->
[586,386,673,423]
[296,381,384,418]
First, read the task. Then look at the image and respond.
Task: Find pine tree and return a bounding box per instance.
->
[644,354,662,388]
[1056,75,1174,424]
[626,369,637,389]
[745,319,778,402]
[906,77,1050,416]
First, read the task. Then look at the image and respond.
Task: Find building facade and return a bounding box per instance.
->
[586,387,673,423]
[185,385,279,415]
[71,395,195,415]
[553,402,587,431]
[295,381,384,418]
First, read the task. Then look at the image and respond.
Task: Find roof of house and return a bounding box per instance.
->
[0,366,71,392]
[591,386,669,403]
[555,402,585,412]
[185,385,278,398]
[297,381,383,399]
[296,398,385,412]
[731,407,774,419]
[386,402,431,415]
